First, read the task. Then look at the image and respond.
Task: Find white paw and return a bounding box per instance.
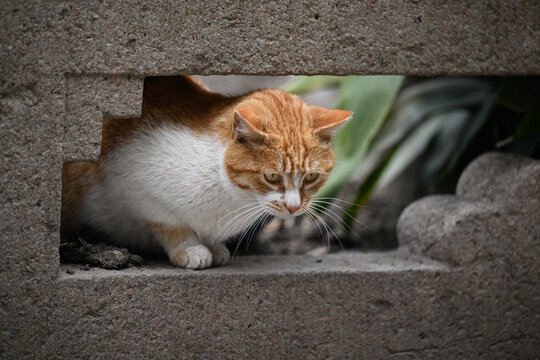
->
[211,244,231,266]
[170,245,213,270]
[185,245,213,269]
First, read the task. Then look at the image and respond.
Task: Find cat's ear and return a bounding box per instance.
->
[233,109,267,142]
[310,106,352,142]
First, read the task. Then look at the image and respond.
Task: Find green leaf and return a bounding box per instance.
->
[375,78,494,148]
[420,110,470,184]
[442,80,502,176]
[317,75,404,199]
[343,146,398,227]
[378,110,469,191]
[341,78,500,224]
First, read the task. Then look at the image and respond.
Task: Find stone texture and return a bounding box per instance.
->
[1,1,539,77]
[64,75,144,161]
[456,152,540,213]
[1,0,539,358]
[9,251,537,359]
[398,153,540,267]
[60,241,143,269]
[396,153,540,358]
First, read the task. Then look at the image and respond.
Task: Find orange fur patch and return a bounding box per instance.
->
[169,249,188,267]
[223,89,349,198]
[61,161,103,239]
[62,76,350,245]
[143,222,191,253]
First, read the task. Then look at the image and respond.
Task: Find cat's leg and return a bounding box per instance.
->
[145,223,212,269]
[209,243,231,266]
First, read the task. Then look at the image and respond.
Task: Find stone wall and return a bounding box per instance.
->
[1,1,539,359]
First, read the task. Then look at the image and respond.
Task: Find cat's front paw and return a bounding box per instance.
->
[211,244,231,266]
[170,245,213,270]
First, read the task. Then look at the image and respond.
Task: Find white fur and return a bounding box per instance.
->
[261,168,306,219]
[284,190,301,208]
[81,125,264,253]
[285,170,302,209]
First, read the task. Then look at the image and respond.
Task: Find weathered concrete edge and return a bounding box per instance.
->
[44,255,538,360]
[57,250,450,281]
[2,1,540,77]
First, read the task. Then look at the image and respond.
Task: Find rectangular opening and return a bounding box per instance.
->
[60,75,536,273]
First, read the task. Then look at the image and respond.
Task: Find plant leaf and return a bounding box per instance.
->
[378,110,470,191]
[317,75,404,199]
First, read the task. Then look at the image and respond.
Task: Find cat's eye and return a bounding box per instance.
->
[264,173,282,183]
[304,173,319,183]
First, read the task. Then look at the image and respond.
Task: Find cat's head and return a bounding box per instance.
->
[224,89,351,219]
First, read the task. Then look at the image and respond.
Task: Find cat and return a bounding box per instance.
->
[61,76,352,269]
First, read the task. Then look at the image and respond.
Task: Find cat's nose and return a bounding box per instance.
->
[285,204,300,214]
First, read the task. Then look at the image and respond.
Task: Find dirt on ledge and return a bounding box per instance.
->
[60,238,143,270]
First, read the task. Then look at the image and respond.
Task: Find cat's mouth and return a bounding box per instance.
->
[264,203,307,219]
[272,211,305,220]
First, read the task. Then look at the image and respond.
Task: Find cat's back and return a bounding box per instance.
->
[142,76,236,130]
[99,76,236,157]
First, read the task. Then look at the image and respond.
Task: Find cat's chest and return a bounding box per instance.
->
[125,126,261,237]
[188,186,261,240]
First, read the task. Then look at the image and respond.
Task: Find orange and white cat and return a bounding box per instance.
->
[62,76,351,269]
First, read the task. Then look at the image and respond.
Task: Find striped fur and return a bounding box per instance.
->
[61,76,351,269]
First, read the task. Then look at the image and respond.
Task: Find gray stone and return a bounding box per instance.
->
[2,1,539,77]
[398,152,540,267]
[64,75,144,161]
[1,1,540,358]
[456,152,540,214]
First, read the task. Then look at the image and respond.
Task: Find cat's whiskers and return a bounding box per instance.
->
[212,202,266,250]
[308,207,346,253]
[306,209,331,252]
[202,201,260,233]
[230,209,268,258]
[244,212,272,254]
[305,211,327,250]
[234,211,270,257]
[310,202,361,239]
[315,197,367,207]
[312,198,371,231]
[209,207,259,248]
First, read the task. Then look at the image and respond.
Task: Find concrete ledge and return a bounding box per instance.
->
[64,75,144,160]
[2,1,539,76]
[58,251,447,279]
[31,251,533,359]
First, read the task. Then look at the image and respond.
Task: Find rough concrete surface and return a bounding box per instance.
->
[1,0,540,359]
[1,1,539,77]
[398,153,540,267]
[397,153,540,358]
[64,75,144,161]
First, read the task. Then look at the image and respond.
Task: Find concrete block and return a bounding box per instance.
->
[456,152,540,213]
[1,1,539,76]
[64,75,144,161]
[1,0,539,358]
[398,153,540,267]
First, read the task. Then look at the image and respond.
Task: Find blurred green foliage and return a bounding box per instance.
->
[284,76,540,225]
